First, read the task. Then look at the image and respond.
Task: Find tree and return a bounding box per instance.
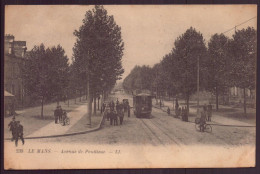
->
[23,44,53,118]
[207,34,230,110]
[229,27,256,116]
[47,45,70,105]
[73,5,124,124]
[172,27,207,111]
[123,65,154,94]
[23,44,70,118]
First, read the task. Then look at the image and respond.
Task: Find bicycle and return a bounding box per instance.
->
[60,117,70,126]
[195,118,212,133]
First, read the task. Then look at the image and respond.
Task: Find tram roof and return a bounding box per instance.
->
[134,93,152,97]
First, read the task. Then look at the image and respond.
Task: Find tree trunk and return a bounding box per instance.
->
[98,97,100,110]
[243,87,247,117]
[94,97,96,115]
[87,80,92,126]
[216,86,219,110]
[41,96,44,119]
[79,90,82,102]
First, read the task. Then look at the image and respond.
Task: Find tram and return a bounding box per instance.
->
[133,90,153,118]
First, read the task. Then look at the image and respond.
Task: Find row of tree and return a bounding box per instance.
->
[123,27,256,116]
[23,5,124,123]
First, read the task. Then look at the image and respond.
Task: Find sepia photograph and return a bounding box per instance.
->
[3,5,257,169]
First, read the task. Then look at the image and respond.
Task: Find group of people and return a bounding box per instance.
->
[103,98,131,126]
[174,106,189,122]
[54,105,68,126]
[8,116,24,147]
[172,99,188,122]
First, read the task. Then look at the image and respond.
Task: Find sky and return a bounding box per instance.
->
[5,5,257,80]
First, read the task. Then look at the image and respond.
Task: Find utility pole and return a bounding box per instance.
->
[197,55,200,116]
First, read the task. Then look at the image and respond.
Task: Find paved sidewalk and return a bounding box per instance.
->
[161,100,255,127]
[27,104,88,137]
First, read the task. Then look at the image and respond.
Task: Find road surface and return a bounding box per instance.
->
[23,91,255,147]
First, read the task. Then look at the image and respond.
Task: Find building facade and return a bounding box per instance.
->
[4,35,27,108]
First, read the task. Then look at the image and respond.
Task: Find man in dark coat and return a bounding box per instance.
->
[14,121,24,147]
[167,107,171,116]
[8,116,17,141]
[58,106,63,122]
[54,106,59,124]
[200,106,207,132]
[113,111,118,126]
[118,109,124,125]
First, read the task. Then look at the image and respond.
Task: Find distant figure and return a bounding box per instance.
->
[8,116,17,141]
[116,98,119,105]
[178,107,182,118]
[118,110,124,125]
[127,103,130,117]
[159,100,162,108]
[62,111,68,126]
[58,106,63,122]
[101,102,106,114]
[110,101,115,111]
[207,104,212,121]
[105,108,110,121]
[167,107,170,115]
[200,106,207,132]
[116,102,120,113]
[108,110,113,125]
[112,111,118,126]
[14,121,24,147]
[54,106,59,124]
[175,98,179,110]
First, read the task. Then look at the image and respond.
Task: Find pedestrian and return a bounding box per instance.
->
[54,106,59,124]
[178,107,182,118]
[101,102,106,114]
[200,106,207,132]
[116,102,120,113]
[175,98,179,110]
[118,110,124,125]
[111,101,115,111]
[108,110,114,125]
[13,121,24,147]
[159,100,162,108]
[127,103,130,117]
[116,98,119,105]
[167,107,170,116]
[113,111,118,126]
[58,106,63,122]
[106,108,110,121]
[8,116,17,141]
[207,103,212,121]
